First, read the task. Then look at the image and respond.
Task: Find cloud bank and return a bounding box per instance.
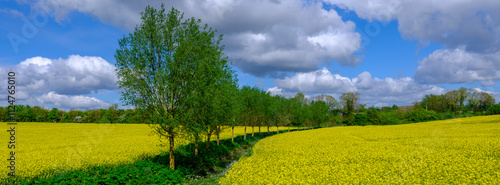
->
[326,0,500,84]
[16,0,500,107]
[270,67,445,107]
[0,55,117,109]
[29,0,363,77]
[414,48,500,85]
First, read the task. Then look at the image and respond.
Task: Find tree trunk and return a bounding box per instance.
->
[252,126,254,137]
[259,126,261,134]
[267,125,270,134]
[194,140,199,157]
[169,132,175,169]
[232,126,234,142]
[277,125,279,134]
[206,133,211,151]
[244,125,247,140]
[217,132,220,146]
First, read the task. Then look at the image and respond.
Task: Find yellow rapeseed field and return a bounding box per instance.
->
[0,122,289,182]
[220,115,500,184]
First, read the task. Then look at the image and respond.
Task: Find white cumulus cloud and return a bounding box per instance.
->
[13,55,118,95]
[414,48,500,85]
[28,0,363,77]
[33,91,111,110]
[271,67,445,106]
[0,55,117,109]
[326,0,500,84]
[326,0,500,52]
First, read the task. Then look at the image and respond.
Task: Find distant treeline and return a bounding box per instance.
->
[1,87,499,126]
[0,104,148,123]
[339,87,499,126]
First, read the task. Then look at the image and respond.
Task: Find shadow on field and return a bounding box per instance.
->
[149,131,280,176]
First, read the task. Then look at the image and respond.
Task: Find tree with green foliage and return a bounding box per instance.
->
[391,104,399,111]
[325,95,340,114]
[212,79,239,146]
[263,91,278,133]
[276,95,292,131]
[186,53,237,155]
[238,86,256,139]
[444,90,460,111]
[354,113,369,125]
[23,105,36,122]
[229,87,246,142]
[486,103,500,115]
[32,106,47,122]
[341,92,360,113]
[475,90,495,112]
[106,104,119,123]
[310,99,329,127]
[340,92,360,125]
[291,93,308,128]
[367,107,382,125]
[0,107,5,122]
[457,87,468,109]
[47,108,59,123]
[302,103,313,128]
[407,109,438,122]
[115,4,231,169]
[420,94,447,113]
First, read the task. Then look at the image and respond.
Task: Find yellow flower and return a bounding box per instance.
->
[220,115,500,184]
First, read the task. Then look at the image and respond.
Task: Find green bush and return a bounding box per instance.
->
[367,108,382,125]
[343,113,355,126]
[354,113,369,126]
[380,111,401,125]
[442,111,456,120]
[407,109,439,123]
[486,104,500,115]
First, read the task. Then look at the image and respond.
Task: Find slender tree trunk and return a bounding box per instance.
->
[244,125,247,140]
[194,140,199,156]
[252,126,254,137]
[267,125,270,134]
[206,133,211,151]
[216,126,220,146]
[231,126,234,142]
[259,126,261,134]
[169,132,175,169]
[217,132,220,146]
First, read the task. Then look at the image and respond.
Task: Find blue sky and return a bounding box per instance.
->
[1,0,499,110]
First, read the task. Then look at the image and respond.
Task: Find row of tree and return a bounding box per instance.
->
[110,5,369,169]
[4,87,497,126]
[0,104,147,123]
[3,86,499,167]
[342,87,499,126]
[417,87,495,113]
